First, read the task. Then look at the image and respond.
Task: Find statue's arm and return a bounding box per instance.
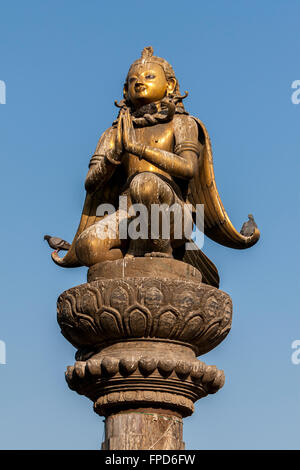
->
[85,126,120,193]
[128,116,200,180]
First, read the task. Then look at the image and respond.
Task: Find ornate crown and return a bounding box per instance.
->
[127,46,176,82]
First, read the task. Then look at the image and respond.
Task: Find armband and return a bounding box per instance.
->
[174,140,202,156]
[88,154,105,168]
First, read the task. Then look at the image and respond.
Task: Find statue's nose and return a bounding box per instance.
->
[135,80,145,88]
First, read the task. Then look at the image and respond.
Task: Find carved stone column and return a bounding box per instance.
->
[57,258,232,450]
[102,412,185,450]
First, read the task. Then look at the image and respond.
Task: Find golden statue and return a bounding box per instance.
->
[48,46,259,287]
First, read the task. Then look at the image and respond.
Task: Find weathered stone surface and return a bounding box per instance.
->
[87,257,202,283]
[65,351,225,417]
[57,260,232,357]
[102,412,185,450]
[48,44,259,450]
[57,258,231,448]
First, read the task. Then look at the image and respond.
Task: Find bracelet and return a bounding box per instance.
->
[138,144,147,160]
[105,150,122,166]
[88,154,105,168]
[174,141,202,155]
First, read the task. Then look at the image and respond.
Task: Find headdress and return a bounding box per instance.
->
[52,48,260,285]
[114,47,188,127]
[127,46,177,86]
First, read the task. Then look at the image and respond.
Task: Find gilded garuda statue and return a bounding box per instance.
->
[46,47,259,287]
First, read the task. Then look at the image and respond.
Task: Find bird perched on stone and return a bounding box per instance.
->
[240,214,258,237]
[44,235,71,252]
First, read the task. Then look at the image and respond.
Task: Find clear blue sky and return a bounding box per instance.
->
[0,0,299,450]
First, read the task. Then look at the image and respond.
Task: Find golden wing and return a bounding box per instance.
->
[182,244,220,287]
[51,160,125,268]
[51,191,101,267]
[189,117,260,249]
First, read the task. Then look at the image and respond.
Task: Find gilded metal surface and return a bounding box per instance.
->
[49,46,260,285]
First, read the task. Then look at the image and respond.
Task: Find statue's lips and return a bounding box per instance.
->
[134,85,147,93]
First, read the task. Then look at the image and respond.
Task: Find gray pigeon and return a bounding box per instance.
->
[44,235,71,252]
[240,214,258,237]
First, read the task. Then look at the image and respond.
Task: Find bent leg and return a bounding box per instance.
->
[130,172,175,207]
[129,172,185,256]
[75,209,127,266]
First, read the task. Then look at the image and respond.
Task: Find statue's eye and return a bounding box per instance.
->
[129,77,136,83]
[145,74,155,79]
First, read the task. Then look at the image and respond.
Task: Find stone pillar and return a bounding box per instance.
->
[102,411,184,450]
[57,258,232,450]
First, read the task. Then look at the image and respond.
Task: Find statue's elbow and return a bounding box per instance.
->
[84,175,95,193]
[179,151,198,180]
[185,161,197,180]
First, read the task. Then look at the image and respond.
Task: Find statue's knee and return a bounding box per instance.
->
[75,230,98,266]
[75,222,121,266]
[130,173,164,205]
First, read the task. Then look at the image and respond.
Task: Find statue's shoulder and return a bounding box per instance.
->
[182,115,207,145]
[99,125,116,140]
[175,114,205,128]
[173,113,195,126]
[173,113,200,141]
[95,125,116,150]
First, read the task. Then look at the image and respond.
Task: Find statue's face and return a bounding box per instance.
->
[126,63,175,107]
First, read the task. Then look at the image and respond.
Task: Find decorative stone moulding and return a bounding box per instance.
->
[57,264,232,357]
[66,354,225,417]
[57,258,233,418]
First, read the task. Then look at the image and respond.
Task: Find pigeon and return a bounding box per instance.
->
[240,214,258,237]
[44,235,71,252]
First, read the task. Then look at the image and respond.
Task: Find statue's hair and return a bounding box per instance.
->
[124,46,187,111]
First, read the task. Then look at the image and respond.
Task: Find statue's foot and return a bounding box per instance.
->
[124,253,134,259]
[126,239,174,258]
[126,239,151,257]
[144,251,173,258]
